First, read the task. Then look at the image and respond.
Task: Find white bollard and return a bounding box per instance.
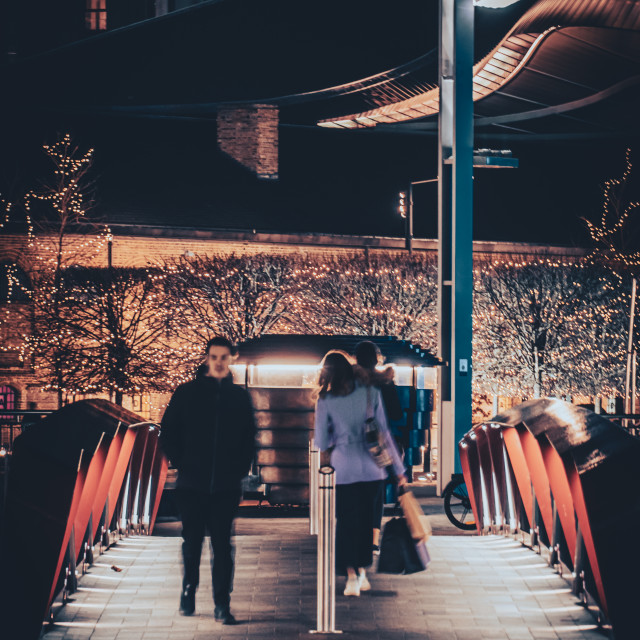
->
[310,466,342,635]
[309,443,320,535]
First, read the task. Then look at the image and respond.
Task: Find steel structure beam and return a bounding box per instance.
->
[437,0,474,493]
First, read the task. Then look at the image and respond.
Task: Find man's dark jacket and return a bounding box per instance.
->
[160,373,256,493]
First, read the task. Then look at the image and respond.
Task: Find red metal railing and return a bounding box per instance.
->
[0,400,169,640]
[458,399,640,640]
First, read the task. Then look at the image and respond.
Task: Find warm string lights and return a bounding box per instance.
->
[2,136,637,412]
[2,246,635,406]
[583,147,640,270]
[473,256,628,399]
[0,198,12,229]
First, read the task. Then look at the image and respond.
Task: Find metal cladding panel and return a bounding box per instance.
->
[538,438,577,570]
[526,28,640,89]
[257,448,310,466]
[503,63,593,106]
[501,427,534,526]
[148,448,169,535]
[106,426,138,526]
[8,399,128,468]
[72,434,110,560]
[250,388,316,411]
[467,399,640,638]
[90,425,125,542]
[515,424,554,542]
[459,435,483,535]
[125,426,151,523]
[485,424,508,526]
[255,410,315,429]
[0,399,148,639]
[236,334,438,367]
[50,456,89,607]
[260,466,308,484]
[474,427,497,527]
[256,428,311,449]
[268,484,309,505]
[0,441,82,640]
[137,428,160,526]
[568,438,640,636]
[566,463,608,614]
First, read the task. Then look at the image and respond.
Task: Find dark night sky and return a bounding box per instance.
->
[1,0,638,248]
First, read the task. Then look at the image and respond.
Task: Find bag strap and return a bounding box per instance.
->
[366,386,374,420]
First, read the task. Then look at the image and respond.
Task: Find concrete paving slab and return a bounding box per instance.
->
[43,517,606,640]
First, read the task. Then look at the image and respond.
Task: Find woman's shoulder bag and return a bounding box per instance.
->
[364,386,393,468]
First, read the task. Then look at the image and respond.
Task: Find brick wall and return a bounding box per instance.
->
[217,104,279,180]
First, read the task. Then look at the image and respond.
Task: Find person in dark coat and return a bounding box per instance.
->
[160,336,256,625]
[353,340,404,555]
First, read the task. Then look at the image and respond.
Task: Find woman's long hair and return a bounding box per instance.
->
[318,350,355,398]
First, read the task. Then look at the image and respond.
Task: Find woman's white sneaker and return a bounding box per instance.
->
[344,575,360,596]
[357,570,371,591]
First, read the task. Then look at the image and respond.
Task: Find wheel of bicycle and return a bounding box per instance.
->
[443,477,476,530]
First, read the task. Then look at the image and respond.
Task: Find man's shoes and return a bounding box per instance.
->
[179,584,196,616]
[214,606,238,625]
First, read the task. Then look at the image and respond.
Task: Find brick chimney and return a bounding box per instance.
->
[217,104,279,180]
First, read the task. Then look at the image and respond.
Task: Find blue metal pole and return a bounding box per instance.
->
[437,0,474,486]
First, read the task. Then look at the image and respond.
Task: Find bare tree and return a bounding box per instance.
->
[160,253,303,368]
[293,252,438,350]
[561,265,627,400]
[473,256,588,398]
[4,135,110,407]
[582,147,640,407]
[55,267,173,405]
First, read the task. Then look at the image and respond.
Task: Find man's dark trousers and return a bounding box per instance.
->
[177,488,240,608]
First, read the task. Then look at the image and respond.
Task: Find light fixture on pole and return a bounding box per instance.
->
[398,150,515,254]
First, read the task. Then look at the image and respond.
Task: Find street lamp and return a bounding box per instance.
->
[398,150,517,253]
[398,179,439,253]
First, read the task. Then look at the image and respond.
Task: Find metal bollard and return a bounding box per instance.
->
[310,466,342,634]
[309,443,320,535]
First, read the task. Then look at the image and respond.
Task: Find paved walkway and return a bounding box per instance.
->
[43,518,605,640]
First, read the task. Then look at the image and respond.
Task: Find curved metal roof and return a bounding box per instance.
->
[3,0,637,140]
[315,0,640,137]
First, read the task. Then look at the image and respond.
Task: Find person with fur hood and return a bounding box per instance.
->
[353,340,405,555]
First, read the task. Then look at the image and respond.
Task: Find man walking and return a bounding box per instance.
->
[160,336,256,624]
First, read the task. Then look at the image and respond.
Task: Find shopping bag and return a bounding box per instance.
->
[398,487,431,542]
[377,517,430,575]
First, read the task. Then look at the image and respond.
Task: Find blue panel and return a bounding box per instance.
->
[404,447,422,466]
[409,430,427,449]
[415,389,433,412]
[396,386,412,410]
[385,482,398,504]
[411,411,431,429]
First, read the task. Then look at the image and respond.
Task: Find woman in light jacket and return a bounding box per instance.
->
[314,350,406,597]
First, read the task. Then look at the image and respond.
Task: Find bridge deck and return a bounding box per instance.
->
[42,518,603,640]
